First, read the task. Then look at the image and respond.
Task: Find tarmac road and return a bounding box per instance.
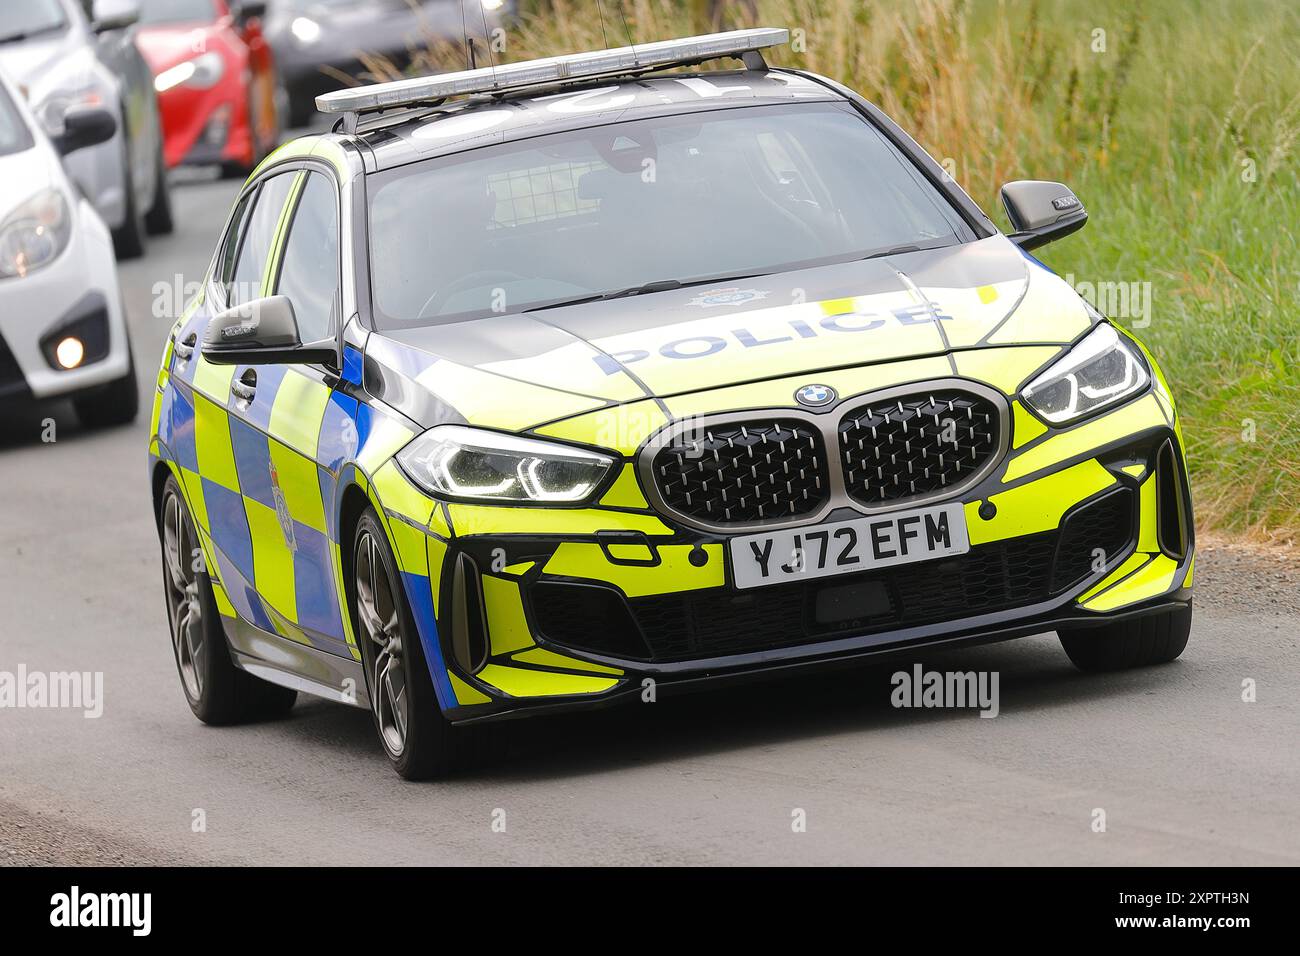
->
[1,176,1297,866]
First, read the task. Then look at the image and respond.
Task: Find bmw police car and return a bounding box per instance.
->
[148,29,1194,778]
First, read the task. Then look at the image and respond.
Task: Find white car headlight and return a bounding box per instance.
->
[397,425,616,503]
[155,52,226,93]
[1021,323,1151,424]
[0,189,72,280]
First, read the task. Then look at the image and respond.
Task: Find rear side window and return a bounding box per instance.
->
[273,171,340,343]
[227,172,297,306]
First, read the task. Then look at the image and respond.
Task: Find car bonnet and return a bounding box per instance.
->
[371,234,1095,433]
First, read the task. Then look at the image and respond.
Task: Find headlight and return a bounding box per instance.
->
[1021,323,1151,424]
[154,52,225,93]
[0,189,72,279]
[397,425,616,504]
[290,16,322,44]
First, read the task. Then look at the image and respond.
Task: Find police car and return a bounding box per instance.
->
[148,29,1194,779]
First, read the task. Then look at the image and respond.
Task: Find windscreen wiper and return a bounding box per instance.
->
[524,271,773,314]
[851,238,957,262]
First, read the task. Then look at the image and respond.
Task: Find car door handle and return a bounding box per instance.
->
[231,369,257,402]
[173,332,195,361]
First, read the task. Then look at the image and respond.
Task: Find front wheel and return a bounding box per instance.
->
[352,510,463,779]
[159,475,297,723]
[1058,603,1192,673]
[110,124,147,259]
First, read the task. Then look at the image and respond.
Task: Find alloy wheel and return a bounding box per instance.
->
[162,491,204,701]
[355,531,409,757]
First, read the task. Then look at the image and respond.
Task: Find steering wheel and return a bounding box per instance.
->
[416,270,528,318]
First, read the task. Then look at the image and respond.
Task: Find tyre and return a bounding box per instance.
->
[74,350,139,428]
[110,125,147,259]
[352,509,463,779]
[1058,603,1192,673]
[143,138,174,236]
[159,475,298,724]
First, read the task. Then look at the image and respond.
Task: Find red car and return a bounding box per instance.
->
[135,0,281,174]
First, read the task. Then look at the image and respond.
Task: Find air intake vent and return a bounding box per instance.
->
[1051,487,1136,593]
[1155,439,1190,559]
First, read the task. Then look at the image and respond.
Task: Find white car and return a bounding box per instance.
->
[0,0,173,259]
[0,68,137,426]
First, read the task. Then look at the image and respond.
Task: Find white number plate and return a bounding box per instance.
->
[729,502,970,590]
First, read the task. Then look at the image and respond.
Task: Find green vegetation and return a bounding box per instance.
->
[426,0,1300,539]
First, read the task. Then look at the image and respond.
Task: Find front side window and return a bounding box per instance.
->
[274,171,340,343]
[215,191,253,297]
[367,102,971,328]
[227,172,296,307]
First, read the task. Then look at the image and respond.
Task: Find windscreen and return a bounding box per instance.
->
[367,102,970,328]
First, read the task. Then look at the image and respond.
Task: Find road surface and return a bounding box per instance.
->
[1,176,1297,865]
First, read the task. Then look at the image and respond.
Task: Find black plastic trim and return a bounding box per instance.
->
[445,592,1192,725]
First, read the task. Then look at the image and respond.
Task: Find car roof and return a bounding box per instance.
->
[346,69,844,172]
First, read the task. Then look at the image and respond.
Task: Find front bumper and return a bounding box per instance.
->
[366,349,1195,724]
[448,592,1192,725]
[0,198,129,401]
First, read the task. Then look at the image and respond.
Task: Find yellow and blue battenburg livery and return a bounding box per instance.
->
[147,29,1194,778]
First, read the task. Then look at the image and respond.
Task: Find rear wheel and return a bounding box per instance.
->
[352,510,463,780]
[160,475,297,723]
[1058,604,1192,672]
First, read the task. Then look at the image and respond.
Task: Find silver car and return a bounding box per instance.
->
[0,0,172,258]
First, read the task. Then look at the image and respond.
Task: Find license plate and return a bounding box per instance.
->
[729,502,970,590]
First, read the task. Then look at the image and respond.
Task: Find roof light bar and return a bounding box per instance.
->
[316,27,789,115]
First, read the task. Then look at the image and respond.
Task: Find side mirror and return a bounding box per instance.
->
[52,108,118,156]
[1000,180,1087,251]
[202,295,336,366]
[91,0,141,32]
